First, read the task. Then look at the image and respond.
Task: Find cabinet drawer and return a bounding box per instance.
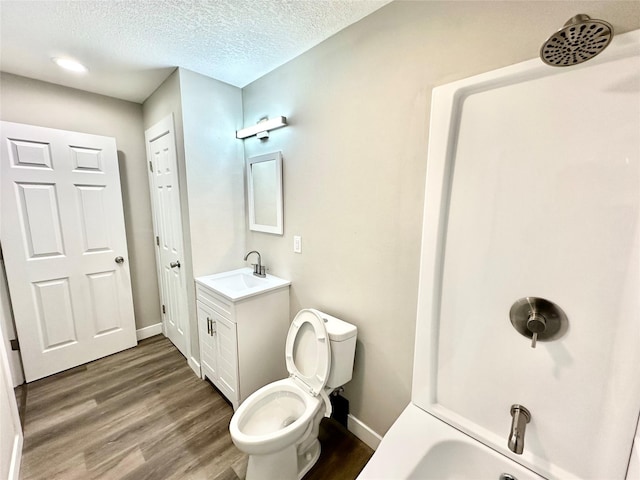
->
[196,284,233,320]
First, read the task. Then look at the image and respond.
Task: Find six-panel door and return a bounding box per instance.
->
[0,121,137,381]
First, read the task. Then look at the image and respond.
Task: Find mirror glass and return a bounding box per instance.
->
[247,151,283,234]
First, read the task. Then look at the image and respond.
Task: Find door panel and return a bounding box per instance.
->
[70,146,102,171]
[87,270,122,335]
[7,137,52,168]
[76,185,111,252]
[33,277,77,349]
[1,121,137,381]
[16,182,65,257]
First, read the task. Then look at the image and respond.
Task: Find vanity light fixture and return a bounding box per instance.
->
[52,57,88,73]
[236,116,287,140]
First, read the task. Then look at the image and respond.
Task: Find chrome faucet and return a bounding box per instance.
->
[508,404,531,455]
[244,250,266,278]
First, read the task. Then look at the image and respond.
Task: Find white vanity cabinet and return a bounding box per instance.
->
[195,269,290,410]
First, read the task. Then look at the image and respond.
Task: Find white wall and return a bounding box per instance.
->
[241,0,640,437]
[0,72,160,332]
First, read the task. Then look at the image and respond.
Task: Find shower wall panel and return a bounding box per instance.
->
[413,30,640,479]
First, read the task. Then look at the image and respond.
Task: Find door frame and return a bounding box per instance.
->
[0,250,24,388]
[144,114,195,374]
[0,318,22,480]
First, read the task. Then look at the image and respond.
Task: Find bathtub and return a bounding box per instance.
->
[357,403,545,480]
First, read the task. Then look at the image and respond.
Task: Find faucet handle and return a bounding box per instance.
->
[250,263,267,277]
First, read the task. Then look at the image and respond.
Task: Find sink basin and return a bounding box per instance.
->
[215,272,264,291]
[196,268,291,301]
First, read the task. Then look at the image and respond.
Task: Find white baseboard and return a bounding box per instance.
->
[136,322,163,341]
[348,413,383,450]
[189,356,201,377]
[8,434,22,480]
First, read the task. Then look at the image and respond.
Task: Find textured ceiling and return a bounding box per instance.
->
[0,0,392,103]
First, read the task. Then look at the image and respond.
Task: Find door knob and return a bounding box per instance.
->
[169,260,181,269]
[115,256,124,264]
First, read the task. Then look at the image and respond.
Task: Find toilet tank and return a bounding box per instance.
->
[315,310,357,389]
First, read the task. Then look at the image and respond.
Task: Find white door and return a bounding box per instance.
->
[0,121,137,382]
[144,115,189,359]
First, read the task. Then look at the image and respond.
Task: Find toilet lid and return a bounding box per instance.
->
[285,309,331,396]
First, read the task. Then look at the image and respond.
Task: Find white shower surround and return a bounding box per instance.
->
[412,29,640,479]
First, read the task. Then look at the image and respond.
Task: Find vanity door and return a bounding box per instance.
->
[196,301,217,383]
[212,313,238,405]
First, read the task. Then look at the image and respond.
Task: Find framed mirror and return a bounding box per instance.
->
[246,151,283,235]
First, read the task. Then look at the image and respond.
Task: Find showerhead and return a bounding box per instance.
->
[540,14,613,67]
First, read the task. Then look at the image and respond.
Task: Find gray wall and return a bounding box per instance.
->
[0,72,160,331]
[241,0,640,436]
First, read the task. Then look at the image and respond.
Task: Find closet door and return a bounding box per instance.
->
[144,115,190,360]
[0,121,136,382]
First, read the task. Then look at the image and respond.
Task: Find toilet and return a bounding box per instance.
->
[229,308,357,480]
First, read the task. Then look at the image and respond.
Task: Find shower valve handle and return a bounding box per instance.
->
[509,297,568,349]
[527,312,547,349]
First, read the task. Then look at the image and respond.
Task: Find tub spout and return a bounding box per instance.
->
[508,404,531,455]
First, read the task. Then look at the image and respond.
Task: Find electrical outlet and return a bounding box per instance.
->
[293,235,302,253]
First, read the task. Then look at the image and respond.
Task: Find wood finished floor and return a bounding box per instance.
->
[15,335,373,480]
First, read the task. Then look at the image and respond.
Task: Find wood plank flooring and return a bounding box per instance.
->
[15,335,373,480]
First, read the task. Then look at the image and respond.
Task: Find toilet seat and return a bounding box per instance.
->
[285,309,331,396]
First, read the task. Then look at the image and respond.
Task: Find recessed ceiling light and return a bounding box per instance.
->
[52,57,88,73]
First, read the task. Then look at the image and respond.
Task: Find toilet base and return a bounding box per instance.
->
[297,439,321,479]
[246,444,297,480]
[244,438,321,480]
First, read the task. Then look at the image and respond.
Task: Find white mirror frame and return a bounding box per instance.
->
[246,151,283,235]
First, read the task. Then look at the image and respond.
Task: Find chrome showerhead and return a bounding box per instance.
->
[540,14,613,67]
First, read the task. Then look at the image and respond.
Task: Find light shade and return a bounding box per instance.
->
[236,116,287,139]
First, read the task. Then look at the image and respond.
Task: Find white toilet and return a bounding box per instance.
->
[229,308,357,480]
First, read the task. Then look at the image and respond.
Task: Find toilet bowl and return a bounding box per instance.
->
[229,308,357,480]
[231,378,323,455]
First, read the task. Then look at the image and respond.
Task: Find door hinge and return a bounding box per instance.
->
[156,236,159,246]
[10,339,19,351]
[149,161,153,172]
[162,304,166,314]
